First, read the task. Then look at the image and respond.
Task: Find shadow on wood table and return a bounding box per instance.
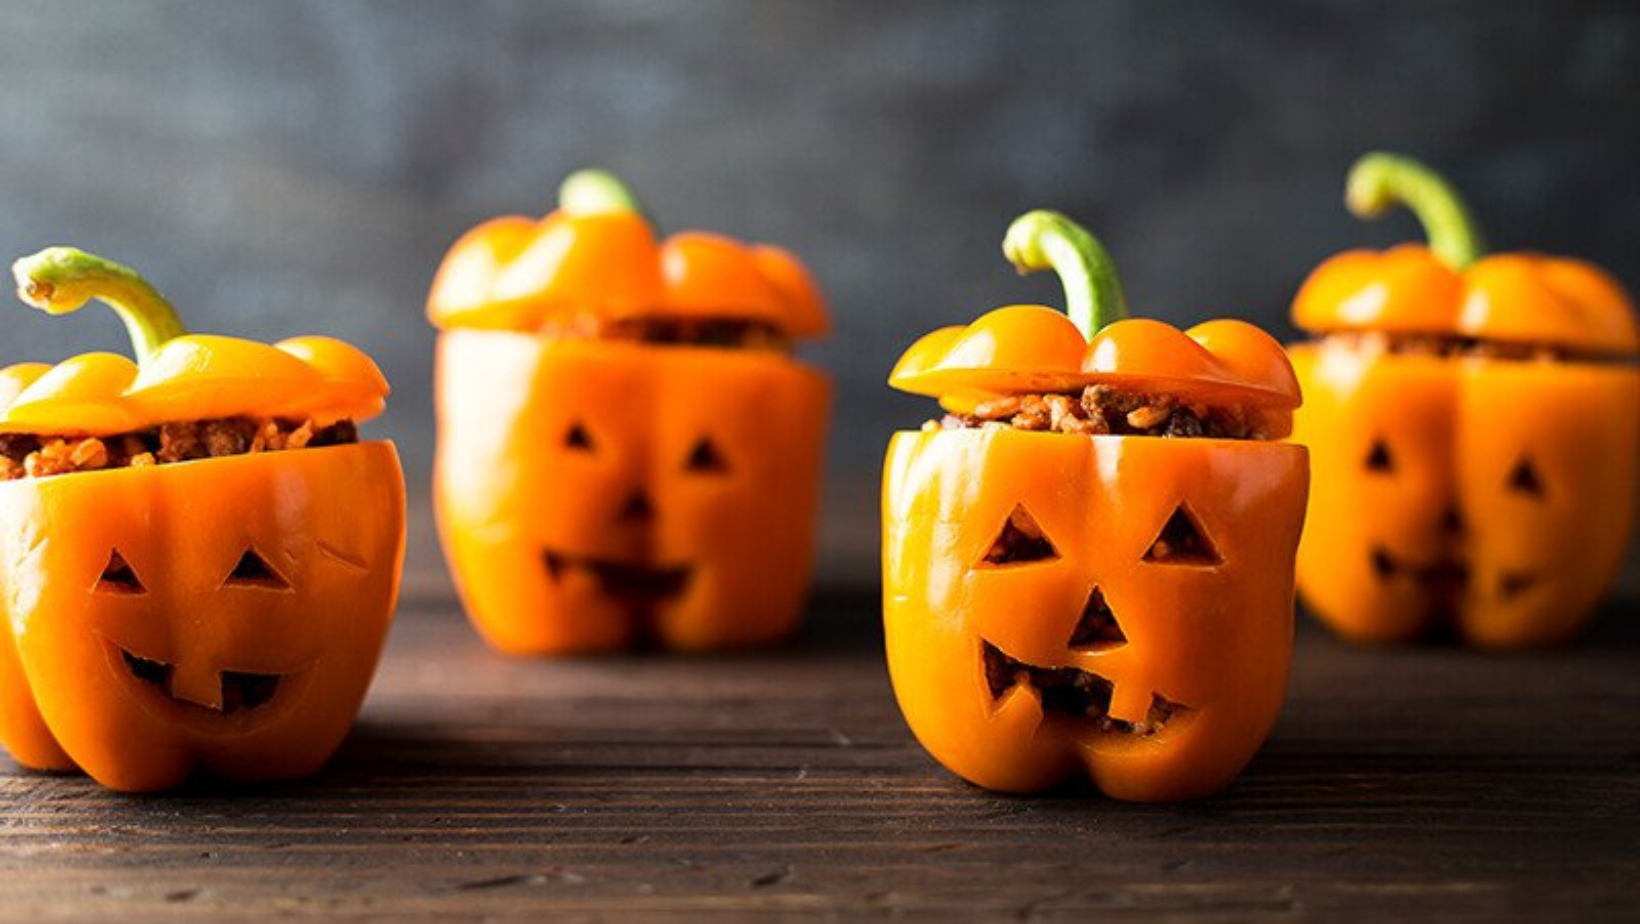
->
[2,590,1635,919]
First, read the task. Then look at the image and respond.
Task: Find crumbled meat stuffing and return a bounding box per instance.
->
[1319,330,1577,361]
[922,385,1271,440]
[0,418,357,480]
[541,313,789,351]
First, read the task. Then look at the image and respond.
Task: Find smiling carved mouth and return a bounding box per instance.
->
[982,641,1187,737]
[1370,545,1470,589]
[542,550,692,603]
[1370,546,1539,601]
[119,648,283,715]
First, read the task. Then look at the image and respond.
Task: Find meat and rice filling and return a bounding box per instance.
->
[925,385,1275,440]
[1317,330,1612,362]
[0,417,357,480]
[542,313,788,351]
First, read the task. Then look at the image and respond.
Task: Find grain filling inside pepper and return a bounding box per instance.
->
[925,384,1277,439]
[541,314,788,350]
[0,418,357,480]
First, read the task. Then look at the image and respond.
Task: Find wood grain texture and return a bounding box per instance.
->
[2,588,1637,920]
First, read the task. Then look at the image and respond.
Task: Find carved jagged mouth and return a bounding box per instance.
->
[542,550,692,603]
[1372,546,1538,602]
[982,641,1187,737]
[1370,545,1470,589]
[1496,570,1539,600]
[119,648,282,715]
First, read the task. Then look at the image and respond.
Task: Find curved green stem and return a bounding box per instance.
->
[1346,152,1485,269]
[12,247,187,366]
[1002,210,1128,341]
[558,168,648,221]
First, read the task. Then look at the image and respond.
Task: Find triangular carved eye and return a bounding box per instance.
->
[618,490,656,524]
[1068,587,1126,651]
[979,505,1059,567]
[97,550,145,594]
[1508,457,1544,497]
[684,437,729,474]
[224,550,289,590]
[564,422,595,452]
[1365,439,1394,473]
[1144,505,1221,566]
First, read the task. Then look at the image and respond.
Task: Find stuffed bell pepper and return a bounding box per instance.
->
[428,170,829,654]
[0,248,405,792]
[883,210,1308,801]
[1290,153,1638,647]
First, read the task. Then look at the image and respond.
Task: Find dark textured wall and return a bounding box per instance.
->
[1,0,1636,586]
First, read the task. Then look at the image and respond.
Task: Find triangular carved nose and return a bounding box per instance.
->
[978,505,1058,567]
[1508,456,1544,497]
[1143,505,1221,566]
[1439,505,1465,536]
[618,490,656,524]
[1365,438,1394,472]
[1068,587,1126,651]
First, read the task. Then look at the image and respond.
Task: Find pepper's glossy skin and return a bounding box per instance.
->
[428,208,828,338]
[429,172,830,654]
[0,334,387,435]
[892,308,1299,432]
[884,210,1307,800]
[1293,246,1636,353]
[885,430,1307,800]
[0,247,405,791]
[436,331,827,652]
[1291,246,1639,647]
[0,446,404,791]
[0,607,70,771]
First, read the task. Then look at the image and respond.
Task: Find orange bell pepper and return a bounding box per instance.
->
[0,248,404,791]
[1290,153,1639,647]
[429,170,829,653]
[884,211,1308,801]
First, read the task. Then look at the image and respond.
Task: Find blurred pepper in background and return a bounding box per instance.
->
[428,170,830,653]
[1289,152,1639,647]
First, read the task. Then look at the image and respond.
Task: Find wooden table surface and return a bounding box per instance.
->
[1,586,1636,921]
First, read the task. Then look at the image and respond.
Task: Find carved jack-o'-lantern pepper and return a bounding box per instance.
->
[1290,153,1639,648]
[428,170,829,653]
[0,248,405,791]
[884,211,1308,801]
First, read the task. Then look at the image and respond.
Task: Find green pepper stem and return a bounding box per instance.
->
[558,168,648,220]
[1346,152,1486,269]
[12,247,187,365]
[1002,210,1129,341]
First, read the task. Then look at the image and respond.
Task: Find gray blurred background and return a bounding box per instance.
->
[0,0,1636,592]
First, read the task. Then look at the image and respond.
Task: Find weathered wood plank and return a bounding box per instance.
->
[1,591,1636,919]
